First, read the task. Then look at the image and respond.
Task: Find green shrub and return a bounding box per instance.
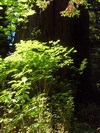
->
[0,40,76,133]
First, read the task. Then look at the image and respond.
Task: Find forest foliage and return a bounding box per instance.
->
[0,0,94,133]
[0,40,84,132]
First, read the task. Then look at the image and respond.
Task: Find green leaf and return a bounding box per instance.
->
[0,6,3,10]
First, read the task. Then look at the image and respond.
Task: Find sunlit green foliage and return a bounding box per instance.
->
[0,0,47,35]
[0,40,76,133]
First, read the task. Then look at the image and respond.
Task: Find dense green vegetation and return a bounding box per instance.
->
[0,0,100,133]
[0,40,76,132]
[0,39,87,132]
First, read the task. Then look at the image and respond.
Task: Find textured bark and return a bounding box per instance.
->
[70,8,94,103]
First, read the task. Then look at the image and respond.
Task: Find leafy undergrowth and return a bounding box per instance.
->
[0,40,76,133]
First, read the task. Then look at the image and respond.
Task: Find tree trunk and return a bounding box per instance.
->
[70,8,94,103]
